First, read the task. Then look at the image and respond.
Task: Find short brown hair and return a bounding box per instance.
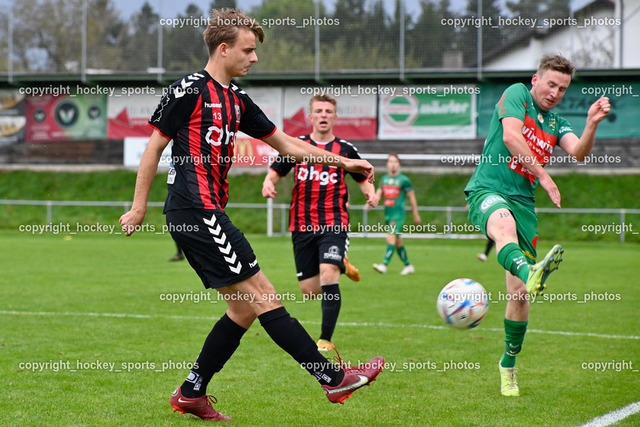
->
[309,94,337,112]
[537,54,575,78]
[388,153,401,165]
[203,9,265,56]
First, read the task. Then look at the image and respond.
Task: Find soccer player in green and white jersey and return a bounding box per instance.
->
[464,54,611,397]
[373,154,421,275]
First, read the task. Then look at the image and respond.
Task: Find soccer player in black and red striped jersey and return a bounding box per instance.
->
[119,8,384,422]
[262,94,378,353]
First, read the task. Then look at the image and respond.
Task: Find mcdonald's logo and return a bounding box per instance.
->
[235,138,254,157]
[234,138,255,163]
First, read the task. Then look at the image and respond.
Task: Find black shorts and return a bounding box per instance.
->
[166,208,260,289]
[291,230,349,281]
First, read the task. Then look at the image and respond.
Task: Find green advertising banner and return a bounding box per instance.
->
[477,81,639,139]
[378,86,476,140]
[25,92,107,142]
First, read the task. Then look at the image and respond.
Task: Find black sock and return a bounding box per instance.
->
[181,313,247,398]
[485,239,495,256]
[320,283,341,341]
[258,306,344,387]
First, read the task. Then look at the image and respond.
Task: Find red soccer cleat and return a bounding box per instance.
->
[322,356,385,404]
[170,387,232,421]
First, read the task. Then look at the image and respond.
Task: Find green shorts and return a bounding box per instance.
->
[385,211,405,236]
[466,190,538,262]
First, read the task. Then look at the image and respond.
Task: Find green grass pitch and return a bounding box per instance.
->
[2,230,639,426]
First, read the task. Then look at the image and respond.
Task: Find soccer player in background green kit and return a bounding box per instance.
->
[373,153,421,275]
[464,54,611,397]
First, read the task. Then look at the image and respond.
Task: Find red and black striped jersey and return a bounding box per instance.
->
[270,136,367,232]
[149,70,276,212]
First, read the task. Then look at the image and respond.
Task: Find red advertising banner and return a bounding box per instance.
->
[107,92,159,139]
[283,88,377,140]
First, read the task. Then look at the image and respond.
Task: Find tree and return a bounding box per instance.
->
[456,0,503,68]
[248,0,318,72]
[163,4,208,72]
[327,0,367,49]
[121,2,160,72]
[408,0,457,68]
[86,0,129,71]
[9,0,126,73]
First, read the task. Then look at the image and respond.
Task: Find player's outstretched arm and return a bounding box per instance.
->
[263,129,375,183]
[559,96,611,161]
[502,117,561,208]
[119,130,170,236]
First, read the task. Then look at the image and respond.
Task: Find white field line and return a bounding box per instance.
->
[577,401,640,427]
[1,310,639,340]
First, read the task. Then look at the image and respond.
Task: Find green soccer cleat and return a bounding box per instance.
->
[525,244,564,298]
[498,362,520,397]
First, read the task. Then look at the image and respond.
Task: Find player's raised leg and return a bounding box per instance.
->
[489,209,532,286]
[343,254,361,282]
[525,244,564,297]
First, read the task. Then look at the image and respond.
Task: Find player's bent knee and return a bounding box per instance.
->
[298,279,321,297]
[225,302,257,328]
[300,289,319,301]
[319,265,340,285]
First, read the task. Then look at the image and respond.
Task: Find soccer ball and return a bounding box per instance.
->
[437,278,489,329]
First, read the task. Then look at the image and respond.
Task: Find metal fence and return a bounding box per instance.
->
[0,0,631,81]
[2,199,639,243]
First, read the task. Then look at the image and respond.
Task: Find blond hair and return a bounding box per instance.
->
[309,94,337,112]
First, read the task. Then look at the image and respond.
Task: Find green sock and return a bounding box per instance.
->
[497,243,530,283]
[500,318,528,368]
[397,246,410,265]
[382,244,395,265]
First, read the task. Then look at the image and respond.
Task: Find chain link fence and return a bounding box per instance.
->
[0,0,632,79]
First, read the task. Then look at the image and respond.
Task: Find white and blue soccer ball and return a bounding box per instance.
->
[437,278,489,329]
